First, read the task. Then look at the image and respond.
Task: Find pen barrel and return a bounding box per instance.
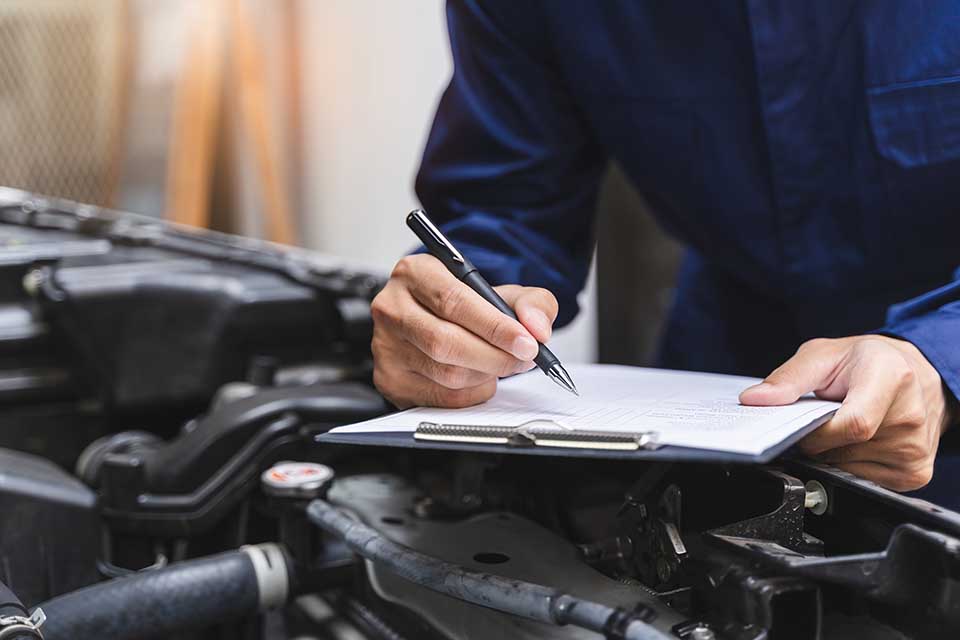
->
[462,271,517,319]
[461,271,560,371]
[533,344,559,371]
[406,210,564,381]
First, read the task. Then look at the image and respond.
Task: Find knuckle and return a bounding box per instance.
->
[370,290,401,327]
[900,465,934,491]
[435,283,465,319]
[391,255,419,280]
[900,406,928,430]
[843,411,876,443]
[855,337,893,356]
[423,325,457,363]
[893,361,917,387]
[798,337,830,354]
[369,294,389,324]
[857,336,886,350]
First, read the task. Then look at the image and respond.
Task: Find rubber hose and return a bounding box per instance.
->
[38,545,289,640]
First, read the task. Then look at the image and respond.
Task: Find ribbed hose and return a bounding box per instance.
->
[307,499,673,640]
[38,544,290,640]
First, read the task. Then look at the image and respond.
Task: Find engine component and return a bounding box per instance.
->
[0,187,385,469]
[262,461,335,499]
[2,187,960,639]
[83,381,385,536]
[38,544,292,640]
[0,448,100,607]
[308,497,673,640]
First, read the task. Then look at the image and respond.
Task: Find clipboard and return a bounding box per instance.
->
[314,409,835,464]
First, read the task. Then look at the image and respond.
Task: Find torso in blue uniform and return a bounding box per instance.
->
[415,1,960,505]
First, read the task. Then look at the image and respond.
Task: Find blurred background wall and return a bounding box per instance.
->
[297,1,597,363]
[0,0,682,365]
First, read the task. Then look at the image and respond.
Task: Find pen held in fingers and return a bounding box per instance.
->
[407,208,579,396]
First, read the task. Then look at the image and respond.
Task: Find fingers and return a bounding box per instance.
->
[376,288,528,378]
[371,255,555,409]
[496,284,559,343]
[814,374,934,491]
[378,337,494,389]
[398,255,539,360]
[744,336,943,492]
[373,367,498,410]
[799,342,920,455]
[739,338,847,406]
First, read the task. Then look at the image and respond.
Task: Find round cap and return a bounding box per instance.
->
[261,462,334,499]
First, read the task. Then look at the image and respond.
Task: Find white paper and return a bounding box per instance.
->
[331,364,839,456]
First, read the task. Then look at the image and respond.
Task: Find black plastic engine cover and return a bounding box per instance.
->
[39,255,351,410]
[0,190,384,468]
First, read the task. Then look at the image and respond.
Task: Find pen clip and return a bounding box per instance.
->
[407,209,465,264]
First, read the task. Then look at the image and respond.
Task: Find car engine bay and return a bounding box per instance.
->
[0,188,955,640]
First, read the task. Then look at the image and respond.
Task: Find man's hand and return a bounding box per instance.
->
[740,336,955,491]
[371,254,558,409]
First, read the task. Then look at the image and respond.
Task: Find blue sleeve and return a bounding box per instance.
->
[882,267,960,402]
[414,0,606,328]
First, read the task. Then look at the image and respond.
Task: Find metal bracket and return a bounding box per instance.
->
[0,607,46,639]
[707,469,819,553]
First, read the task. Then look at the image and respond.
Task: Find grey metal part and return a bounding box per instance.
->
[326,475,688,640]
[708,469,810,552]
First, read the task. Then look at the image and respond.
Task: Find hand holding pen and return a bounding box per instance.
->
[368,210,577,409]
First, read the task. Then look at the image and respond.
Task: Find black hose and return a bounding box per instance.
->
[306,499,673,640]
[38,545,290,640]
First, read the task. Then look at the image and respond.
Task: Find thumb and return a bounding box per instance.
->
[495,285,559,344]
[740,339,844,406]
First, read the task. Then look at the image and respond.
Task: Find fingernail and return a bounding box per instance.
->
[511,335,539,360]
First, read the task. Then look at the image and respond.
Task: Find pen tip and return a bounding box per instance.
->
[546,364,579,397]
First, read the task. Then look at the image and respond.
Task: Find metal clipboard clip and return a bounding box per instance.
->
[414,419,661,452]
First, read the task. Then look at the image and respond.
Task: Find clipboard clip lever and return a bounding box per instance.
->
[415,420,661,452]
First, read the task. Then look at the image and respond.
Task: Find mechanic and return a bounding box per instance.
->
[370,2,960,502]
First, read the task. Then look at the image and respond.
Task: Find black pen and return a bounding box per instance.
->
[406,209,578,396]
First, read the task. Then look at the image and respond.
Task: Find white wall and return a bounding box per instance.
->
[298,0,596,362]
